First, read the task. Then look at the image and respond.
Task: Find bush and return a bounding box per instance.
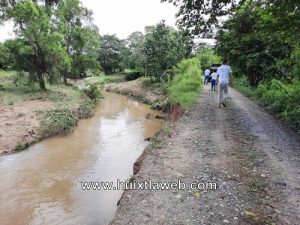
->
[83,84,102,101]
[40,108,78,137]
[167,58,203,109]
[76,99,95,119]
[123,69,144,81]
[249,79,300,132]
[234,76,255,97]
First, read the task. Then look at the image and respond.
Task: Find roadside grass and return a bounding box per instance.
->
[167,58,203,109]
[234,76,300,132]
[233,76,255,98]
[162,122,172,137]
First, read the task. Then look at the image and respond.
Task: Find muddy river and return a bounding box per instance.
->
[0,92,164,225]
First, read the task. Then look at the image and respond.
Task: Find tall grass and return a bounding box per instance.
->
[255,79,300,131]
[167,58,203,109]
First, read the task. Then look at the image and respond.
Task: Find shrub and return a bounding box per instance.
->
[76,99,95,119]
[167,58,203,109]
[40,108,78,137]
[251,79,300,132]
[123,71,144,81]
[83,84,102,101]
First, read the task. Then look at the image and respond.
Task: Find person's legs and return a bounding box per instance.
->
[218,83,224,107]
[211,79,216,91]
[223,83,229,101]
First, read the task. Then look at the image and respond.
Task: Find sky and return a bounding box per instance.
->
[0,0,215,44]
[81,0,178,39]
[0,0,178,42]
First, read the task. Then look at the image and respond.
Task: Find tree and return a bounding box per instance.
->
[215,2,294,86]
[56,0,100,83]
[161,0,244,37]
[0,41,14,69]
[143,21,191,79]
[125,31,145,69]
[8,0,71,90]
[196,45,221,72]
[99,34,126,74]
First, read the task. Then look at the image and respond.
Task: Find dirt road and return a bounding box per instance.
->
[110,85,300,225]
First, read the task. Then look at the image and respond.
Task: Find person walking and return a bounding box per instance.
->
[217,59,232,108]
[211,71,217,91]
[204,68,210,85]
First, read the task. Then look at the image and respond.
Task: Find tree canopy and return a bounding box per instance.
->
[1,0,99,90]
[143,21,192,79]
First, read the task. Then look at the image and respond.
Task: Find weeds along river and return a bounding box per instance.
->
[0,92,164,225]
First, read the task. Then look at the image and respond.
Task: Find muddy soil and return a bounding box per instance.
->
[0,100,54,154]
[110,85,300,225]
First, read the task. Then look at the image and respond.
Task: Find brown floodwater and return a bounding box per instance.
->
[0,92,164,225]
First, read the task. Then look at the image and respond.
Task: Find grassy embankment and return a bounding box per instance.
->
[0,70,104,151]
[106,58,203,112]
[167,58,203,109]
[83,74,125,86]
[234,76,300,132]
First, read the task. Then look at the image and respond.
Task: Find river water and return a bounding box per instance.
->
[0,92,164,225]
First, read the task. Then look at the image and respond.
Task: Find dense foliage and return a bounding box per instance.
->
[167,58,203,108]
[234,76,300,132]
[216,2,297,86]
[0,0,100,90]
[196,46,221,72]
[143,21,192,80]
[165,0,299,129]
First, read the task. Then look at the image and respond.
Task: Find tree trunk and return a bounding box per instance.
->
[37,72,46,91]
[63,73,68,85]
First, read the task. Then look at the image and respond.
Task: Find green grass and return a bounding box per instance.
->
[38,108,79,138]
[233,76,255,97]
[235,76,300,132]
[84,74,124,86]
[0,70,86,105]
[167,58,203,109]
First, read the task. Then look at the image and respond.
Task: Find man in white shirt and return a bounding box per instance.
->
[204,68,210,85]
[211,71,217,91]
[217,59,232,108]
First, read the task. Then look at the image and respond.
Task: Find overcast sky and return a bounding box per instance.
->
[0,0,178,42]
[0,0,215,44]
[81,0,178,38]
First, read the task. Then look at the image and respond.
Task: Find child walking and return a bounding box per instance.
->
[211,71,217,91]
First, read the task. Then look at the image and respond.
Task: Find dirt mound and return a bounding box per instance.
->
[0,100,54,154]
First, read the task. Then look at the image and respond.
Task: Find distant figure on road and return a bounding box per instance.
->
[211,71,217,91]
[217,59,232,108]
[204,68,210,85]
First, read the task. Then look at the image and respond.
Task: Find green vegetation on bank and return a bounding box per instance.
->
[234,76,300,132]
[167,58,203,109]
[83,75,125,86]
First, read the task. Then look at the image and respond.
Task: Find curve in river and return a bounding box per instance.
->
[0,92,164,225]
